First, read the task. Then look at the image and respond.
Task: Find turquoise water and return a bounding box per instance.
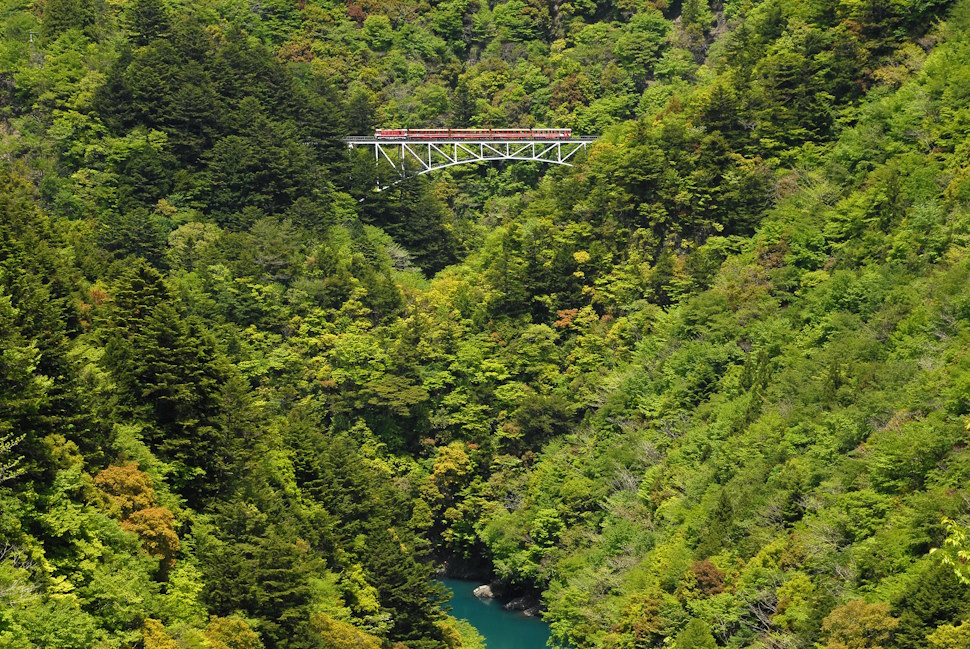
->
[441,579,552,649]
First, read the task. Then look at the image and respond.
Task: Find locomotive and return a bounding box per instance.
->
[374,128,573,140]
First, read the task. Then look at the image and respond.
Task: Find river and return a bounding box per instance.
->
[441,579,552,649]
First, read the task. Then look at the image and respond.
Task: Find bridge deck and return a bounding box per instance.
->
[343,136,599,144]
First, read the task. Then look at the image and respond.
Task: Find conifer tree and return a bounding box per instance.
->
[126,0,173,46]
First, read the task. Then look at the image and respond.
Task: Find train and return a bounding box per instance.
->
[374,128,572,140]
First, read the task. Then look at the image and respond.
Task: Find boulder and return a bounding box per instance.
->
[504,595,541,617]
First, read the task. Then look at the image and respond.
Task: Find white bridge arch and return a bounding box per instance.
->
[343,136,596,191]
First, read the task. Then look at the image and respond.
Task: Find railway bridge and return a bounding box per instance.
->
[343,129,597,191]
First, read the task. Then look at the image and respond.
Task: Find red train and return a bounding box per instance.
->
[375,128,572,140]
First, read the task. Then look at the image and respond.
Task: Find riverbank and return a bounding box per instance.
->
[441,579,551,649]
[436,556,545,617]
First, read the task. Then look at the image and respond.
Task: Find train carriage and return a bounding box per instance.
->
[491,128,530,139]
[449,129,482,138]
[532,128,571,139]
[374,128,408,139]
[407,129,450,139]
[374,128,573,140]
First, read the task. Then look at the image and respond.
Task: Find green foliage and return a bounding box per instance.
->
[934,516,970,585]
[41,0,95,39]
[362,15,394,51]
[819,600,898,649]
[125,0,172,46]
[675,618,717,649]
[928,621,970,649]
[5,0,970,648]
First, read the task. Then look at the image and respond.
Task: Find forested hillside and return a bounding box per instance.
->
[4,0,970,646]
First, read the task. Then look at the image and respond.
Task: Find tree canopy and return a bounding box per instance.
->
[3,0,970,647]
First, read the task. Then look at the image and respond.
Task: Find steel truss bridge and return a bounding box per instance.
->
[343,136,597,191]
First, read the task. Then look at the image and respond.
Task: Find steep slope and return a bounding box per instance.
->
[3,0,970,647]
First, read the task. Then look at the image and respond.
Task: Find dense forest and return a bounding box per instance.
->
[4,0,970,646]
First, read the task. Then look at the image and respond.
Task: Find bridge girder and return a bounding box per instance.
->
[344,138,594,190]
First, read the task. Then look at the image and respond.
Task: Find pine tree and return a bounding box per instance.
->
[126,0,173,46]
[894,563,970,649]
[363,527,448,649]
[105,261,233,501]
[41,0,95,38]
